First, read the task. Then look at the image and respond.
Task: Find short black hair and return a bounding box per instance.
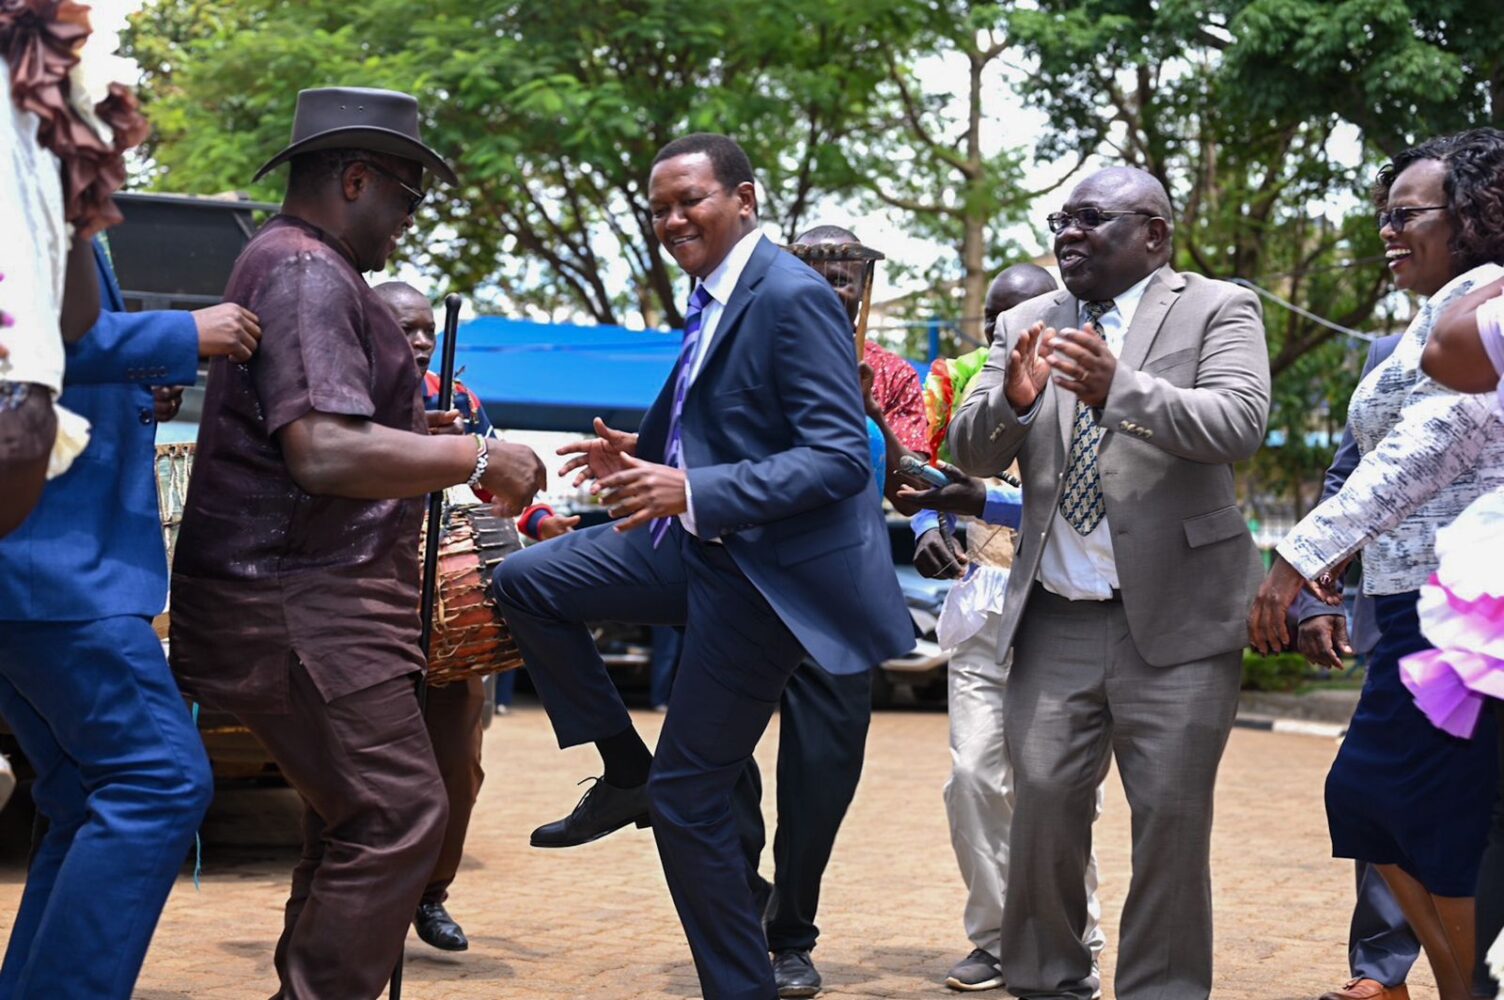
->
[651,133,754,191]
[795,224,859,245]
[286,148,413,198]
[1376,128,1504,270]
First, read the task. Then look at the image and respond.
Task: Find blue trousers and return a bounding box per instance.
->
[0,616,212,999]
[734,660,871,953]
[494,522,805,1000]
[1350,861,1420,986]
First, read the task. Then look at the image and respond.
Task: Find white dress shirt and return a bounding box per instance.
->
[1037,270,1155,601]
[676,228,766,536]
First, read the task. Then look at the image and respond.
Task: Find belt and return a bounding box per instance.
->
[1031,581,1122,603]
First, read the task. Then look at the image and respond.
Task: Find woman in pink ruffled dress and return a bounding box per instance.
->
[1405,276,1504,993]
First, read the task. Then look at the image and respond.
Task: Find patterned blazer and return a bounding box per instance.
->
[1279,263,1504,594]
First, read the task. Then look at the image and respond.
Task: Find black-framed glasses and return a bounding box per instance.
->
[1046,208,1158,234]
[357,159,426,215]
[1378,205,1447,233]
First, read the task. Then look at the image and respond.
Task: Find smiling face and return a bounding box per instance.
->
[648,152,757,279]
[345,155,422,272]
[1053,171,1170,302]
[809,258,866,327]
[1380,158,1456,296]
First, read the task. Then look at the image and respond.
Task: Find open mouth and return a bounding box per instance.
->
[1386,246,1413,270]
[1058,247,1089,270]
[669,235,699,253]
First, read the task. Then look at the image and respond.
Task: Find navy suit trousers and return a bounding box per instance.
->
[494,521,807,1000]
[0,616,212,999]
[734,660,872,954]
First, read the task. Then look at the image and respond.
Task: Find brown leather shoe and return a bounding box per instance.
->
[1318,978,1410,1000]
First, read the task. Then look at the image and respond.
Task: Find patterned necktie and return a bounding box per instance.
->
[1058,299,1114,535]
[651,283,714,548]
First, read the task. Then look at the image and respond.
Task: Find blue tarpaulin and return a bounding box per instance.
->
[443,314,932,432]
[443,316,680,432]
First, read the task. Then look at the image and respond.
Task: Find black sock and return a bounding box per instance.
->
[596,726,651,788]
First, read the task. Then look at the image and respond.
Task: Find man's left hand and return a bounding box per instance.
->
[153,386,184,423]
[1047,326,1116,407]
[597,456,688,532]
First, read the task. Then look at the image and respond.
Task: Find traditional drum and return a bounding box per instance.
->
[154,444,526,685]
[424,502,526,686]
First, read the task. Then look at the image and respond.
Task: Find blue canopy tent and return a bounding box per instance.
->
[443,314,933,433]
[443,316,680,432]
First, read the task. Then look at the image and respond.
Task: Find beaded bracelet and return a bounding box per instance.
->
[465,433,488,489]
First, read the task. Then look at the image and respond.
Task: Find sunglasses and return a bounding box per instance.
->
[1046,208,1158,234]
[357,159,426,215]
[1377,205,1447,234]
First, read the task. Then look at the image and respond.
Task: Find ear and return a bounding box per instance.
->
[1145,216,1171,254]
[735,180,758,219]
[341,161,369,204]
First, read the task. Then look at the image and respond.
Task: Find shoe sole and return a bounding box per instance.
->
[945,974,1005,991]
[529,814,651,849]
[777,987,819,998]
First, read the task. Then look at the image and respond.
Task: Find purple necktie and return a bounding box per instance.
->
[651,283,714,548]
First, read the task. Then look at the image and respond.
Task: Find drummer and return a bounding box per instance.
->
[374,280,577,952]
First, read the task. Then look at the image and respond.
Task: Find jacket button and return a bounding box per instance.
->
[138,407,153,425]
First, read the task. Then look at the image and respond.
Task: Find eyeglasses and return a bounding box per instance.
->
[1046,209,1158,234]
[1377,205,1447,233]
[356,159,426,215]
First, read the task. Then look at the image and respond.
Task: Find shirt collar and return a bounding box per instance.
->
[1086,268,1159,329]
[699,229,766,306]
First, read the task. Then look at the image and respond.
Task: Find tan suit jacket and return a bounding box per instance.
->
[948,266,1270,666]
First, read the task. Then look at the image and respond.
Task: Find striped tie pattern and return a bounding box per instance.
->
[1058,299,1114,536]
[651,283,714,548]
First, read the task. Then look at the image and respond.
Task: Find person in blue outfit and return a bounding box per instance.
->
[1291,333,1421,1000]
[491,132,913,1000]
[0,236,260,999]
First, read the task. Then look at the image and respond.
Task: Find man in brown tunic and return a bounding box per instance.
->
[169,87,545,1000]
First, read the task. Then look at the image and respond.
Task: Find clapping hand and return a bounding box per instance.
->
[1004,321,1056,412]
[1047,324,1116,408]
[557,417,639,486]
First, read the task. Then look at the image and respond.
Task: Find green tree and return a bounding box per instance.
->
[124,0,924,326]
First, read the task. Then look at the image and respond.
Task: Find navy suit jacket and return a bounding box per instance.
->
[637,235,913,676]
[0,241,198,621]
[1292,333,1402,653]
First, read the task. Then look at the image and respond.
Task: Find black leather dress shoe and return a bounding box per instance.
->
[413,901,468,951]
[773,949,822,998]
[529,777,650,848]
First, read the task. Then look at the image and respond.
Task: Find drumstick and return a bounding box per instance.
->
[392,291,463,1000]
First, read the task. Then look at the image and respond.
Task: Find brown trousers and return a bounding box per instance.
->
[239,663,447,1000]
[420,675,486,905]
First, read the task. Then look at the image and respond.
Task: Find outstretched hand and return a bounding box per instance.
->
[895,460,987,517]
[558,417,639,486]
[596,456,687,532]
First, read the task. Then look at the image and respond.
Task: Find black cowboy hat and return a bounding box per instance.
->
[252,87,457,186]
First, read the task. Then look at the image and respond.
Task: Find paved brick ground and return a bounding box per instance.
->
[0,703,1439,999]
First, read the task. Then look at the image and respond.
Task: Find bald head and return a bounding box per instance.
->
[794,224,859,245]
[374,281,437,374]
[1054,166,1174,301]
[984,263,1058,343]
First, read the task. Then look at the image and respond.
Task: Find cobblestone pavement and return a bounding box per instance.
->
[0,702,1439,999]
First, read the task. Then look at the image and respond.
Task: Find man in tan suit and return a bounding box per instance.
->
[948,166,1270,1000]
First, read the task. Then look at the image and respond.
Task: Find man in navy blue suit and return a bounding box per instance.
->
[1292,333,1420,1000]
[492,132,913,1000]
[0,237,259,999]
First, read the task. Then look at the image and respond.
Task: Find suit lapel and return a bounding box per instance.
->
[690,235,774,387]
[1116,266,1184,373]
